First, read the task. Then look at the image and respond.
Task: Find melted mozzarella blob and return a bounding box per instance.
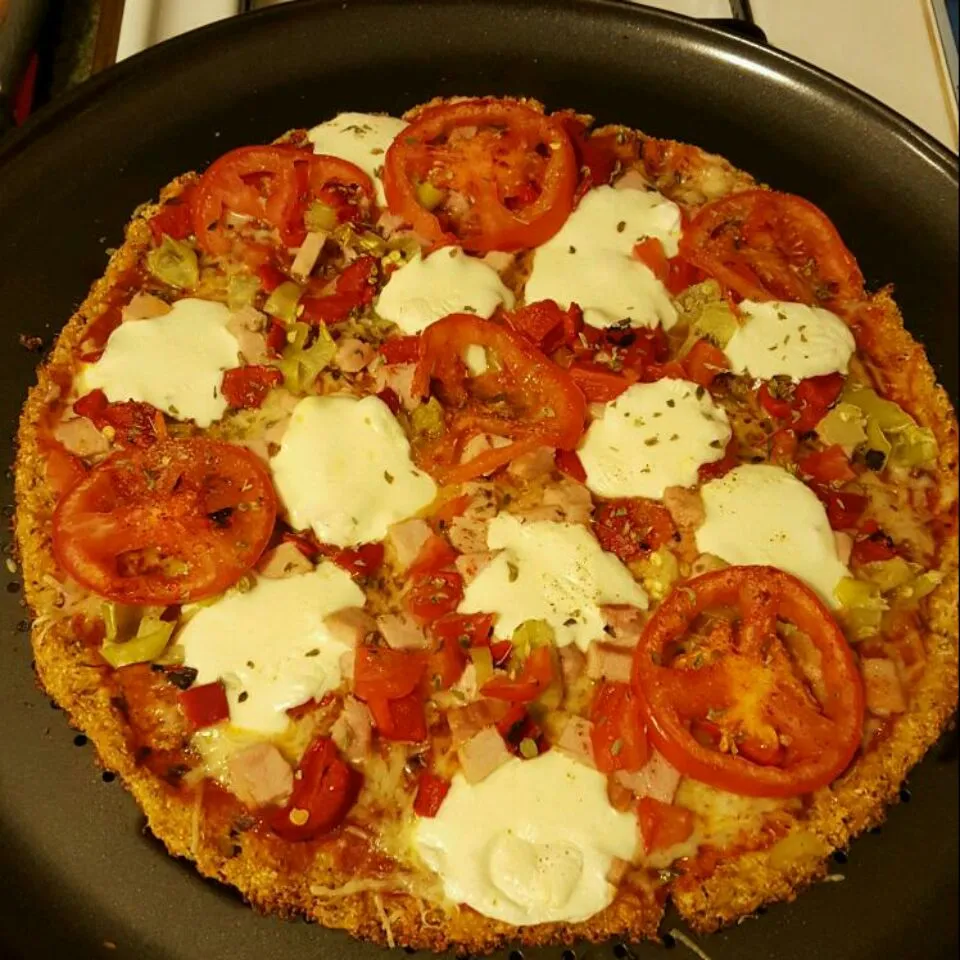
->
[82,298,240,427]
[723,300,856,381]
[579,379,731,499]
[179,564,364,734]
[696,464,850,606]
[458,515,647,651]
[414,751,637,926]
[524,185,682,329]
[271,395,436,547]
[307,112,406,206]
[375,248,514,334]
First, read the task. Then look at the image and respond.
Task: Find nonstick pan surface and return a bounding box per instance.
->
[0,2,956,958]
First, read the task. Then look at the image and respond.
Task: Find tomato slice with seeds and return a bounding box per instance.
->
[633,566,864,797]
[593,498,678,563]
[590,681,649,774]
[679,190,864,308]
[52,439,277,605]
[383,98,577,253]
[269,736,360,841]
[193,146,373,256]
[412,314,586,484]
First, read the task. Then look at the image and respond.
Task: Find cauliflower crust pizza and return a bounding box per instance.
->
[14,97,958,955]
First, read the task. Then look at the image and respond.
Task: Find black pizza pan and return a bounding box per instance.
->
[0,2,956,959]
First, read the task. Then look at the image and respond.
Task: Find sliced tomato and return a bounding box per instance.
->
[408,534,458,577]
[683,339,729,388]
[569,362,635,402]
[52,439,277,605]
[555,449,587,483]
[384,98,577,252]
[379,335,421,365]
[178,681,229,731]
[851,531,897,565]
[637,797,695,853]
[632,237,670,285]
[148,184,198,243]
[74,389,160,448]
[321,541,385,578]
[593,498,678,563]
[590,681,649,774]
[429,612,494,650]
[412,314,586,484]
[413,771,451,817]
[367,691,428,742]
[300,256,379,325]
[554,112,621,198]
[405,570,464,624]
[679,190,864,307]
[269,736,361,841]
[506,300,583,353]
[633,566,865,797]
[481,646,555,703]
[193,146,373,256]
[354,644,426,701]
[798,445,856,485]
[220,365,283,409]
[40,439,87,500]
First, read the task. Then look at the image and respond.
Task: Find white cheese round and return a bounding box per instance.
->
[524,185,682,330]
[414,751,638,926]
[270,394,437,548]
[307,112,407,207]
[695,464,851,606]
[375,248,514,335]
[458,514,647,651]
[82,298,240,427]
[723,300,855,381]
[579,379,732,500]
[179,564,365,734]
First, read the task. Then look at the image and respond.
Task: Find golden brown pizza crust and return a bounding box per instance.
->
[14,101,959,955]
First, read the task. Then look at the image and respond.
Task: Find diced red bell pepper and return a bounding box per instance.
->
[429,612,494,650]
[555,448,587,483]
[354,645,426,701]
[408,534,458,577]
[221,365,283,409]
[637,797,695,853]
[148,185,198,243]
[413,771,451,818]
[851,531,898,565]
[481,645,555,703]
[405,570,464,624]
[683,339,729,388]
[178,681,230,731]
[569,362,635,402]
[322,541,385,577]
[367,691,428,742]
[798,445,856,485]
[632,237,670,285]
[379,335,421,364]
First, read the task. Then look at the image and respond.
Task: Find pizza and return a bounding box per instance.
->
[14,97,958,955]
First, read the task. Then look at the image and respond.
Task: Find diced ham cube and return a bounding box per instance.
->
[459,433,511,466]
[862,658,907,717]
[122,292,171,322]
[256,541,314,579]
[555,715,596,768]
[455,551,494,584]
[614,750,682,804]
[450,663,480,702]
[331,696,373,764]
[227,742,294,808]
[387,518,433,572]
[227,305,269,364]
[586,642,633,683]
[600,605,646,649]
[458,726,511,784]
[662,486,705,532]
[558,645,586,687]
[834,531,854,566]
[507,446,556,481]
[515,479,592,525]
[377,613,430,651]
[290,230,327,280]
[373,362,419,411]
[335,337,375,373]
[53,416,110,457]
[447,699,508,747]
[481,251,516,273]
[614,169,651,191]
[324,607,376,647]
[448,515,489,555]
